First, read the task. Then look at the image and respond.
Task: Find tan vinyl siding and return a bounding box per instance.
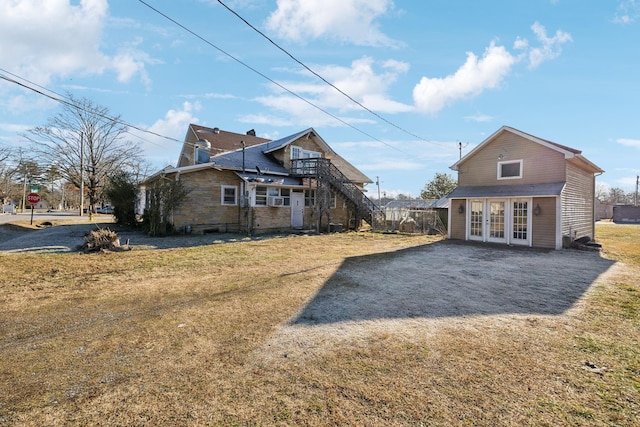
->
[173,169,245,233]
[561,163,596,241]
[531,197,557,249]
[449,199,466,239]
[458,133,566,186]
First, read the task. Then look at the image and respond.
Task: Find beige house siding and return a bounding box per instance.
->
[251,206,292,233]
[173,169,244,233]
[458,133,566,186]
[449,199,466,239]
[531,197,557,249]
[561,163,596,241]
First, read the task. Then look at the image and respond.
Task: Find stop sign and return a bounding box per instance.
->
[26,192,41,205]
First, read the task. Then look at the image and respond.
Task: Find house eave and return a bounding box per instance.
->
[448,182,566,199]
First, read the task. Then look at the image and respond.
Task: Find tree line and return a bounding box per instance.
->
[1,94,191,235]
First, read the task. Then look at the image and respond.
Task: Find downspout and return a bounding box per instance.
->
[593,171,604,240]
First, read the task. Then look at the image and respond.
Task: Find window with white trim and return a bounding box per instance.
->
[497,160,523,180]
[267,187,291,206]
[255,186,267,206]
[221,185,237,206]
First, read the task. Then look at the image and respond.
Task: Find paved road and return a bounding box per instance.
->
[0,211,90,224]
[0,212,264,254]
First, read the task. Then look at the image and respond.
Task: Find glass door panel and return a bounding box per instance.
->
[488,201,506,242]
[512,200,529,245]
[470,200,483,240]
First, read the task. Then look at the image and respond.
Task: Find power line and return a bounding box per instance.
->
[0,68,179,144]
[216,0,443,147]
[136,0,408,153]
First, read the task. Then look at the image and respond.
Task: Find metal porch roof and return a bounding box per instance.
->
[448,182,566,198]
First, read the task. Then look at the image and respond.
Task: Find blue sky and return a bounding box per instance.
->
[1,0,639,198]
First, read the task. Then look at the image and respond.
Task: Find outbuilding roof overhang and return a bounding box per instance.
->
[447,182,566,198]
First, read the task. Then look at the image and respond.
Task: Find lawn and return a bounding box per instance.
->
[0,224,638,426]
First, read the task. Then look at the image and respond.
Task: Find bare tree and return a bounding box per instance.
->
[0,146,16,204]
[608,187,629,205]
[24,94,141,212]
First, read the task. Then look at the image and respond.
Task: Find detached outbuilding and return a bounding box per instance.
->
[448,126,604,249]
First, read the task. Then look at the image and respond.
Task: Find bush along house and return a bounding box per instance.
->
[447,126,604,249]
[140,124,382,235]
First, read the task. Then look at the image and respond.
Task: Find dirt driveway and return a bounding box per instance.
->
[254,239,618,363]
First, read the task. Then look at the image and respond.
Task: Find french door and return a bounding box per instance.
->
[466,198,530,246]
[487,200,506,243]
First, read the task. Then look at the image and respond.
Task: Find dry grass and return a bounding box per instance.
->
[1,225,638,426]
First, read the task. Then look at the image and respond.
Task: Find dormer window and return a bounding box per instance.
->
[498,160,523,180]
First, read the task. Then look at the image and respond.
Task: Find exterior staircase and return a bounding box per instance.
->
[290,158,384,230]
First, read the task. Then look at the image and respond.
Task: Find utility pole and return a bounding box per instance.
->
[80,132,84,216]
[376,176,381,203]
[635,175,639,207]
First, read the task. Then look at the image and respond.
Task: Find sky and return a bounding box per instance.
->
[1,0,639,198]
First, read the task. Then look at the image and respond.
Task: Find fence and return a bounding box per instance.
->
[371,208,447,235]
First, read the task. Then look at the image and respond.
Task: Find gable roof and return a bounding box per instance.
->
[188,123,269,156]
[262,128,334,155]
[450,125,603,174]
[161,127,372,185]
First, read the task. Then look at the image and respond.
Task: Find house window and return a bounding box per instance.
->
[267,187,291,206]
[498,160,523,180]
[290,145,321,160]
[304,189,315,207]
[255,186,267,206]
[221,185,237,206]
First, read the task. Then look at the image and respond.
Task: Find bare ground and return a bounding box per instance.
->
[252,240,617,365]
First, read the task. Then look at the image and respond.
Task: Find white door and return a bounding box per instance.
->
[467,198,533,245]
[469,200,484,241]
[291,191,304,228]
[510,199,530,246]
[487,200,506,243]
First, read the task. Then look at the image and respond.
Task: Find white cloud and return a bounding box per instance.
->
[357,158,424,171]
[242,56,412,126]
[527,22,572,69]
[613,0,640,24]
[148,102,201,139]
[139,102,201,166]
[617,138,640,148]
[0,0,153,87]
[464,114,494,123]
[265,0,401,47]
[413,42,516,114]
[412,23,571,113]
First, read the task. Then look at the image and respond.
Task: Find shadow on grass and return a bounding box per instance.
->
[292,240,616,324]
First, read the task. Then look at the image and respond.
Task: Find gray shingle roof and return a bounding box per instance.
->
[448,182,566,198]
[211,143,289,174]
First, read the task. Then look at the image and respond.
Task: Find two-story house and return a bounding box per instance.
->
[141,125,380,235]
[447,126,604,249]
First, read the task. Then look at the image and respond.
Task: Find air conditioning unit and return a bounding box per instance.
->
[268,196,284,207]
